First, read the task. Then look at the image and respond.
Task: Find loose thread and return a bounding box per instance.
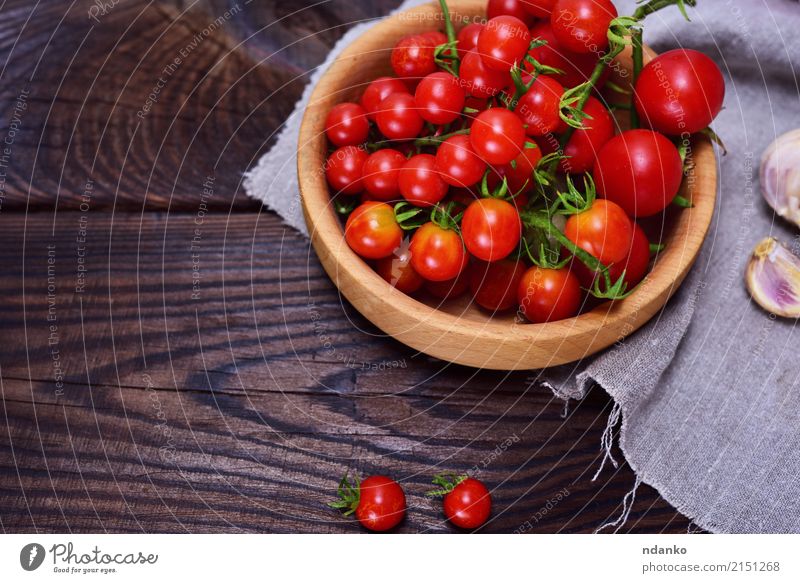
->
[592,401,622,481]
[561,398,570,419]
[594,476,642,534]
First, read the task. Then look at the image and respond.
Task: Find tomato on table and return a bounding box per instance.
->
[344,201,402,259]
[593,129,684,218]
[517,266,582,323]
[409,222,468,282]
[461,198,522,262]
[443,477,492,530]
[564,199,634,266]
[634,48,725,135]
[329,474,406,532]
[470,259,528,312]
[325,145,369,195]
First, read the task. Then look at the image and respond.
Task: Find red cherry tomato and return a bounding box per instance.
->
[634,49,725,135]
[477,16,531,72]
[360,77,409,121]
[435,134,487,188]
[488,0,537,25]
[515,75,566,137]
[564,199,633,266]
[398,153,449,207]
[470,108,526,166]
[362,148,407,200]
[460,49,512,99]
[325,145,369,195]
[461,198,522,262]
[345,201,402,259]
[470,259,528,311]
[391,35,437,79]
[526,22,609,89]
[443,478,492,529]
[325,102,370,147]
[522,0,556,18]
[496,142,542,195]
[355,476,406,532]
[425,270,470,300]
[457,23,484,59]
[517,266,582,323]
[551,0,617,55]
[376,241,425,293]
[570,222,651,289]
[415,72,466,125]
[560,95,615,174]
[410,223,468,282]
[592,129,684,218]
[375,93,424,141]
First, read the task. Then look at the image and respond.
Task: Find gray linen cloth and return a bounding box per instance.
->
[245,0,800,533]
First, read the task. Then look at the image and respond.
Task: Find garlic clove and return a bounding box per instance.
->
[745,237,800,318]
[760,129,800,228]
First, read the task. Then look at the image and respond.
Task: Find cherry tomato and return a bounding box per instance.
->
[325,102,370,147]
[488,0,537,25]
[457,23,484,59]
[461,198,522,262]
[435,134,487,188]
[398,153,449,207]
[409,223,468,282]
[415,72,466,125]
[470,259,528,311]
[470,108,526,166]
[391,35,437,79]
[425,270,470,300]
[526,22,609,89]
[496,142,542,194]
[376,240,424,293]
[564,199,633,265]
[634,49,725,135]
[515,75,566,137]
[443,478,492,529]
[570,222,651,289]
[560,95,615,174]
[460,48,512,99]
[375,93,424,141]
[356,476,406,532]
[551,0,617,55]
[345,201,402,259]
[517,266,582,323]
[360,77,409,121]
[592,129,684,218]
[325,145,369,195]
[362,148,407,200]
[477,15,531,72]
[522,0,556,18]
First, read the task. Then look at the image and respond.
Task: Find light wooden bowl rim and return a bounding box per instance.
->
[297,0,717,370]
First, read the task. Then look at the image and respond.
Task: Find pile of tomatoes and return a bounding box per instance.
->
[322,0,724,323]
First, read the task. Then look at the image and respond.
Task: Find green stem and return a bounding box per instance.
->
[633,0,695,20]
[523,212,607,273]
[630,28,643,129]
[438,0,459,74]
[413,127,470,147]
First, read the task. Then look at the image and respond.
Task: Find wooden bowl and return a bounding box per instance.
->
[297,0,716,370]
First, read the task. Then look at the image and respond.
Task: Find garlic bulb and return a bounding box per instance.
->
[745,237,800,318]
[761,129,800,228]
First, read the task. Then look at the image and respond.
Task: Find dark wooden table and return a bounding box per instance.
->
[0,0,693,533]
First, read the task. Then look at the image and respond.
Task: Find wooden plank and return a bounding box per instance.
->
[0,211,693,532]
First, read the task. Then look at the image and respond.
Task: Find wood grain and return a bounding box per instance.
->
[0,0,696,533]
